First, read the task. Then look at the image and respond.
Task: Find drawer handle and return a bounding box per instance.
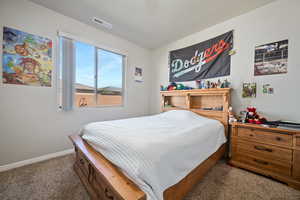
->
[275,137,282,141]
[254,145,273,152]
[254,159,269,165]
[296,136,300,139]
[104,188,114,200]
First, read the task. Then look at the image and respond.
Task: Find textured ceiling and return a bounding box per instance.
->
[30,0,275,49]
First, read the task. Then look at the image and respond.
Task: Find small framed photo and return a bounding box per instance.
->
[242,83,257,98]
[134,67,143,82]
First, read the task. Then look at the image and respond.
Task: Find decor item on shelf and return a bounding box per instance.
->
[200,80,206,89]
[195,80,201,89]
[221,79,230,88]
[161,82,194,91]
[185,86,194,90]
[176,83,185,90]
[167,82,177,91]
[210,82,218,88]
[205,80,211,89]
[228,106,237,123]
[217,79,222,88]
[238,110,247,122]
[2,26,53,87]
[242,83,257,98]
[197,79,231,89]
[244,107,267,124]
[254,39,288,76]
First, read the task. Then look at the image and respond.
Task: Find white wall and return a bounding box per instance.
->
[0,0,151,165]
[150,0,300,122]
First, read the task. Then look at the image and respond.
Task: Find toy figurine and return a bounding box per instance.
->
[217,79,222,88]
[195,80,201,89]
[206,81,210,89]
[245,107,267,124]
[228,106,237,123]
[200,80,205,89]
[224,79,230,88]
[167,82,177,91]
[176,83,185,90]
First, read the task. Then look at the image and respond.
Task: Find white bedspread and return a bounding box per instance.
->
[81,110,226,200]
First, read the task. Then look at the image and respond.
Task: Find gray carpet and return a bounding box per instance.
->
[1,154,300,200]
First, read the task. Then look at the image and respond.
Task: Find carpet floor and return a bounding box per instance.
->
[1,154,300,200]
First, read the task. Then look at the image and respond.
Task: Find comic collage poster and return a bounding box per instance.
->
[2,27,52,87]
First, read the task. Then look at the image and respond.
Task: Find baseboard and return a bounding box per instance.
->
[0,148,74,172]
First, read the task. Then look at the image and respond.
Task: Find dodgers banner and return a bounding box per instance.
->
[169,31,233,82]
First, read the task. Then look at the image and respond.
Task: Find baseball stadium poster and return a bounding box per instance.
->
[169,31,233,82]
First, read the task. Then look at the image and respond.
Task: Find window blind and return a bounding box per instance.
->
[60,36,75,111]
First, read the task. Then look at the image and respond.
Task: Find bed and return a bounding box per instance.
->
[70,88,231,200]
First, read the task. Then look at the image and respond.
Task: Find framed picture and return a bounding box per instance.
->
[242,83,257,98]
[2,27,53,87]
[263,84,274,94]
[254,40,288,76]
[134,67,143,82]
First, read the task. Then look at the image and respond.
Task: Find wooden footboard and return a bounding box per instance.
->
[70,135,146,200]
[70,134,226,200]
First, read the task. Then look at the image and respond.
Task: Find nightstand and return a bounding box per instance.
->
[229,122,300,190]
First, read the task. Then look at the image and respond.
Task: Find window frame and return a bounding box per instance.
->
[57,31,127,110]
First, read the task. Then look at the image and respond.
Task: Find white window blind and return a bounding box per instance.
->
[60,36,75,111]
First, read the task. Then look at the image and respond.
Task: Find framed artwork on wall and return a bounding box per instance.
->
[2,26,53,87]
[134,67,143,82]
[254,40,288,76]
[242,83,257,98]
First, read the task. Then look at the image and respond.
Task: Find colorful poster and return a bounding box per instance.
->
[254,40,288,76]
[169,31,233,82]
[2,27,52,87]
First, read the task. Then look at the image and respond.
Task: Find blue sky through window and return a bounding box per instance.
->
[75,41,123,89]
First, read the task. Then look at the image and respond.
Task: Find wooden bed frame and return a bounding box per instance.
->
[70,88,231,200]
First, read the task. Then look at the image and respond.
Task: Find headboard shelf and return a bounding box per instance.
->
[160,88,231,126]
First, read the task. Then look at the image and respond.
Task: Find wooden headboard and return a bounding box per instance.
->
[160,88,231,127]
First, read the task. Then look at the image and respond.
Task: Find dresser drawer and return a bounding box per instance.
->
[296,135,300,148]
[293,150,300,180]
[234,154,291,176]
[235,140,292,163]
[237,127,293,147]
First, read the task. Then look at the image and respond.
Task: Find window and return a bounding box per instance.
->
[59,35,125,110]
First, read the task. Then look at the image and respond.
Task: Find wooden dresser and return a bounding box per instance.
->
[230,122,300,190]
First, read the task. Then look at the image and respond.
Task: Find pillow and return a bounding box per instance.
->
[159,110,206,121]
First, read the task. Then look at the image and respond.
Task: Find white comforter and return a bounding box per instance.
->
[81,110,226,200]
